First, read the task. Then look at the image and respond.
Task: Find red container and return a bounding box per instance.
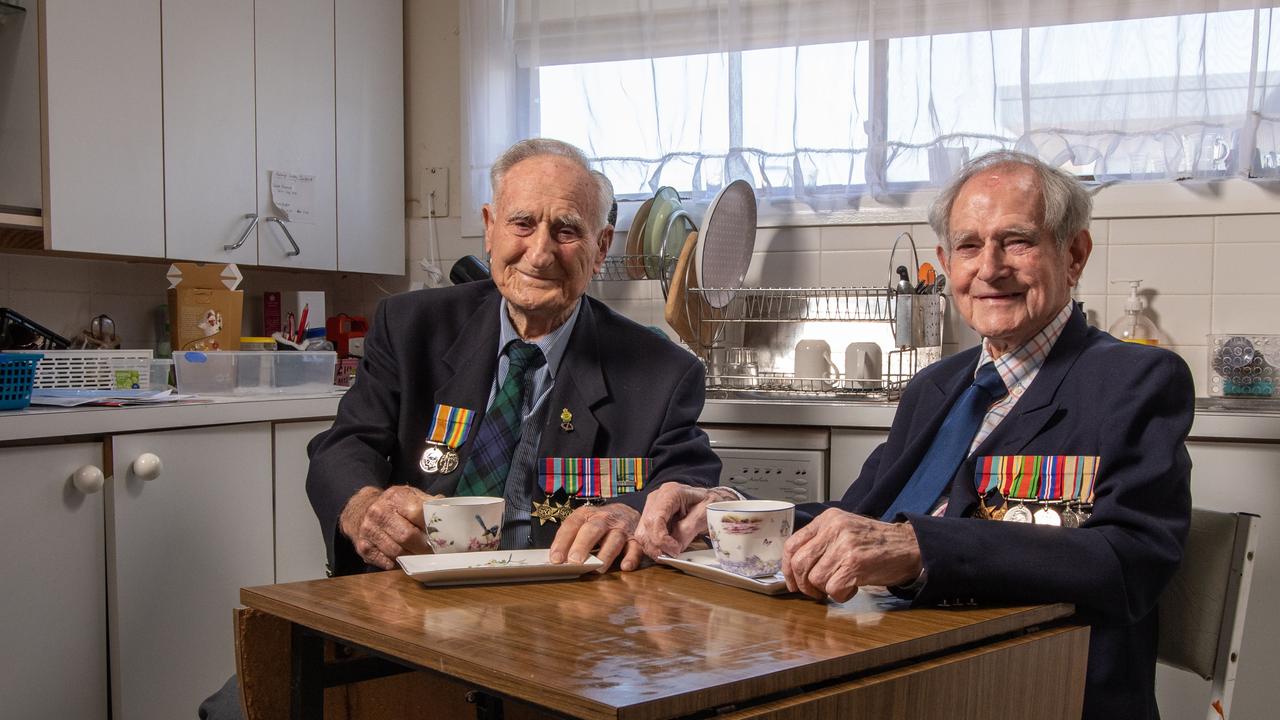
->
[325,314,368,357]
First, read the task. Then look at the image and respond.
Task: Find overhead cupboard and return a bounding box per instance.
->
[35,0,404,274]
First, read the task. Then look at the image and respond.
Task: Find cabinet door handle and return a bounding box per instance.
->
[72,465,106,494]
[223,213,260,251]
[263,216,301,257]
[132,453,163,481]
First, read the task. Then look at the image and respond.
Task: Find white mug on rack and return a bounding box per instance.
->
[794,339,840,391]
[844,342,882,389]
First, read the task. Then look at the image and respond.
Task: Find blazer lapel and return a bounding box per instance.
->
[538,300,607,460]
[425,292,503,495]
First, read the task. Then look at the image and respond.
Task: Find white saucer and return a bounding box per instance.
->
[656,549,789,595]
[397,548,602,586]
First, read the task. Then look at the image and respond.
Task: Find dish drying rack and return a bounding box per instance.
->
[684,286,942,401]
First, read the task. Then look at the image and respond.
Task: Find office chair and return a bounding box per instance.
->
[1157,509,1259,720]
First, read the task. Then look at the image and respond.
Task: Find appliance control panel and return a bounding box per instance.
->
[713,448,826,504]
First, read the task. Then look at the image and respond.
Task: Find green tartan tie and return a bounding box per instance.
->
[455,341,545,497]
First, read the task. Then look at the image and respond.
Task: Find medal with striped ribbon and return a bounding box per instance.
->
[419,404,477,475]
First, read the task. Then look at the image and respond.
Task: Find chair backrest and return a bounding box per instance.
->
[1157,508,1259,720]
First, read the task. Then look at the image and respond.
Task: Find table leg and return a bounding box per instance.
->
[466,689,505,719]
[290,624,324,720]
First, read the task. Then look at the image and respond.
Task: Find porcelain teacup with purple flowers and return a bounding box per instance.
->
[423,496,505,553]
[705,499,795,578]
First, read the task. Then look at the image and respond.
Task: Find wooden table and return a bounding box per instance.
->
[240,567,1087,720]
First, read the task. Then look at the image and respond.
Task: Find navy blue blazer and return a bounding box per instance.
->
[307,281,721,575]
[801,307,1193,720]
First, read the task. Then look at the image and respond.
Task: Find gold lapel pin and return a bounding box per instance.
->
[559,407,574,432]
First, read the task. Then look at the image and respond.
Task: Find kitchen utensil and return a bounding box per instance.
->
[794,339,840,391]
[0,307,71,350]
[661,210,696,290]
[844,342,883,389]
[645,187,681,279]
[625,197,655,280]
[664,230,700,347]
[699,179,757,309]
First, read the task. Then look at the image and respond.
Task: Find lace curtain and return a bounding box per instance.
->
[461,0,1280,227]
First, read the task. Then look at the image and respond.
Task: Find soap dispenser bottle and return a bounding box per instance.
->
[1108,280,1162,345]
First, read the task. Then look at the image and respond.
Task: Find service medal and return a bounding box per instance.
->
[531,495,573,525]
[559,407,574,432]
[1033,504,1062,526]
[419,444,444,474]
[1003,502,1034,523]
[421,404,477,476]
[437,449,460,475]
[1061,506,1081,528]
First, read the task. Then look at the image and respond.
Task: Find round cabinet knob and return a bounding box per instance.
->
[72,465,106,494]
[132,453,163,481]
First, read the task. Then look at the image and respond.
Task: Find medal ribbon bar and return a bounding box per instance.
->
[428,404,477,448]
[541,457,650,498]
[975,454,1100,502]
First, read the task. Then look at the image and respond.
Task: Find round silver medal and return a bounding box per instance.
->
[1003,503,1034,523]
[437,449,459,475]
[1061,507,1081,528]
[419,445,443,473]
[1033,505,1062,526]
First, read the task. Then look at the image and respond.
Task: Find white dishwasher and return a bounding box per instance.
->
[704,425,828,504]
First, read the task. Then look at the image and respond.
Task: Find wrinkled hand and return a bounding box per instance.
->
[783,509,922,603]
[548,502,642,572]
[633,483,740,561]
[339,485,439,570]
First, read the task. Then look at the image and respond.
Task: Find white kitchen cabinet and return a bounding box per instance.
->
[274,420,331,582]
[336,0,406,275]
[254,0,338,270]
[828,428,889,500]
[0,442,109,720]
[108,424,275,720]
[41,0,165,257]
[160,0,258,264]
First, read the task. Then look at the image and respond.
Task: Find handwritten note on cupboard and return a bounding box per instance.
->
[269,171,317,224]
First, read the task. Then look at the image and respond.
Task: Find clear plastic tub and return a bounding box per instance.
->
[173,351,337,395]
[1207,334,1279,398]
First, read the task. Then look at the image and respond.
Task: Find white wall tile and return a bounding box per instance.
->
[89,260,168,296]
[1167,345,1209,397]
[754,225,820,253]
[6,254,93,291]
[743,251,821,288]
[1109,216,1213,245]
[1103,293,1210,347]
[818,250,893,286]
[6,289,91,339]
[1075,293,1107,330]
[407,216,479,263]
[820,224,912,252]
[1108,244,1213,294]
[1214,243,1280,294]
[89,294,161,349]
[1212,295,1280,335]
[604,299,659,330]
[588,279,657,301]
[1077,225,1109,296]
[1214,214,1280,243]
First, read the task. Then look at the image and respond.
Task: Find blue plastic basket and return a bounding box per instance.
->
[0,352,42,411]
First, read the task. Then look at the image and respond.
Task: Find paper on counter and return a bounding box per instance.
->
[30,389,198,407]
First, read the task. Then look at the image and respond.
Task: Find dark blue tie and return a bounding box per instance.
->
[881,362,1008,520]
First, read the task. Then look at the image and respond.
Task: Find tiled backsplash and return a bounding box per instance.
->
[5,211,1278,397]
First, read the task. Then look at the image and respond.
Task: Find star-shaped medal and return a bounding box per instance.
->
[531,496,573,525]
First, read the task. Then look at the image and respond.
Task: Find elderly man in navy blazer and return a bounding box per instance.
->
[633,150,1194,720]
[307,138,721,577]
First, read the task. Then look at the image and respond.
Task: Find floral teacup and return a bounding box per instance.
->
[423,496,505,553]
[706,499,795,577]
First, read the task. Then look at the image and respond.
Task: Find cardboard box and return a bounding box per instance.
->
[166,263,244,352]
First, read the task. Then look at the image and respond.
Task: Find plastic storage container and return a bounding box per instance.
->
[0,352,42,410]
[1208,334,1279,398]
[173,351,337,396]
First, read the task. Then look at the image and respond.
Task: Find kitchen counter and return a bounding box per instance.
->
[702,397,1280,442]
[0,392,345,444]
